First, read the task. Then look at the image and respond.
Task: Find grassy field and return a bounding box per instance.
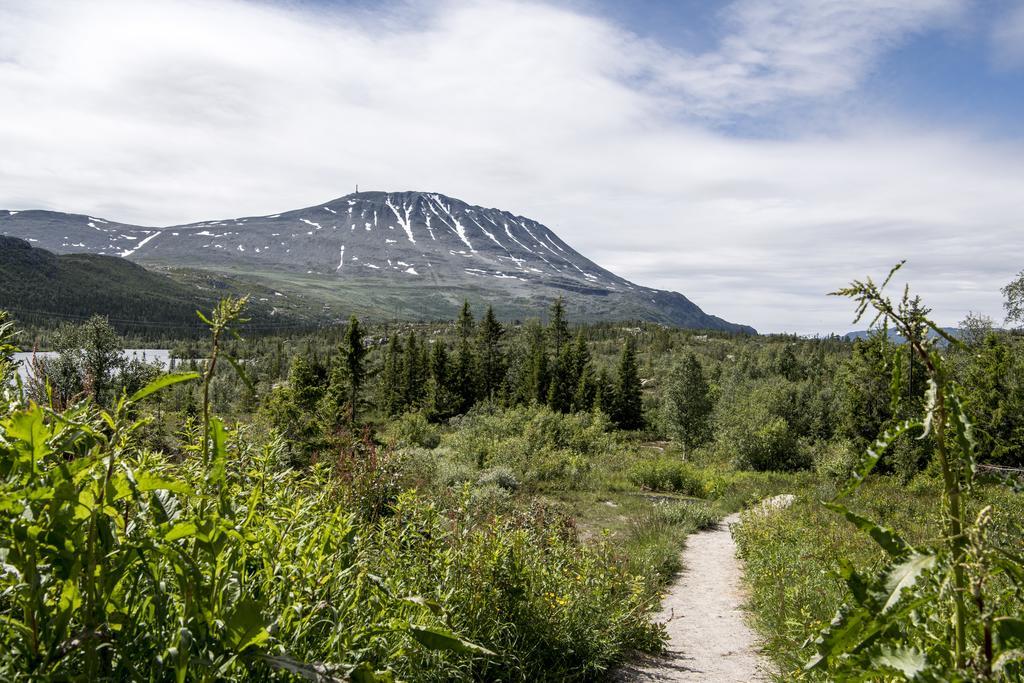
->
[732,473,1024,679]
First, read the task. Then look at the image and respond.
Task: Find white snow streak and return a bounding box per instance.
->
[119,230,160,257]
[427,194,473,250]
[385,195,416,244]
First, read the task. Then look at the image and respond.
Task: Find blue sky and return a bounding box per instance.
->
[1,0,1022,333]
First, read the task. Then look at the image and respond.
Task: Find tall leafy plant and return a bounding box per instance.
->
[807,263,1024,679]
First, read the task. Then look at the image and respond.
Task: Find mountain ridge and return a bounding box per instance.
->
[0,235,301,332]
[0,191,755,333]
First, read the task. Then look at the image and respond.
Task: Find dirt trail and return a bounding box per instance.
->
[616,513,770,682]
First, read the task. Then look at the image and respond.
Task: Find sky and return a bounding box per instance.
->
[1,0,1022,334]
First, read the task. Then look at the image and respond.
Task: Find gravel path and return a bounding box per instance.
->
[616,513,770,682]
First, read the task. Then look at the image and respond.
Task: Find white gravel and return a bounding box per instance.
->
[616,513,771,682]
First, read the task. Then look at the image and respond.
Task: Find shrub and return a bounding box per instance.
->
[812,438,858,482]
[384,410,441,449]
[477,466,519,492]
[628,457,706,496]
[434,456,476,487]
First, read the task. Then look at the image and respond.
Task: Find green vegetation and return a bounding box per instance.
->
[2,267,1022,681]
[0,236,300,338]
[734,267,1024,681]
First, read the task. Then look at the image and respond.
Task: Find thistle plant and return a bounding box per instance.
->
[806,263,1024,679]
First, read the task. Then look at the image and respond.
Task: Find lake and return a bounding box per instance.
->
[11,349,173,384]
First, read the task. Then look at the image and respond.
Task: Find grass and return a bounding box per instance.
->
[732,473,1024,679]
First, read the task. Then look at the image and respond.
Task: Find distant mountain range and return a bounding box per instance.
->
[843,327,964,343]
[0,191,754,333]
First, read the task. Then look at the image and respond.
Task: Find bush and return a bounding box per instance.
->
[384,411,441,449]
[813,439,858,482]
[466,484,514,521]
[443,406,612,489]
[628,457,706,496]
[434,456,476,487]
[715,377,814,472]
[477,466,519,492]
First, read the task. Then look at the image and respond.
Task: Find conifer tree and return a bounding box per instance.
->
[476,305,505,401]
[403,331,427,408]
[593,367,615,416]
[612,335,643,429]
[512,320,548,405]
[570,333,595,411]
[379,334,404,415]
[548,297,569,358]
[289,354,327,412]
[454,300,477,411]
[341,315,367,423]
[531,321,550,403]
[547,344,574,412]
[426,340,460,421]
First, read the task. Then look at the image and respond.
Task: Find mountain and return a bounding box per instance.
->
[0,192,754,333]
[843,328,963,343]
[0,236,296,332]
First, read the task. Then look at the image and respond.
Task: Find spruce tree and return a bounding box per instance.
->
[403,331,427,408]
[547,344,574,412]
[379,334,404,415]
[513,320,548,405]
[454,301,477,411]
[570,333,595,411]
[426,340,461,421]
[476,305,505,401]
[612,335,643,429]
[341,315,367,423]
[548,297,569,358]
[593,367,615,416]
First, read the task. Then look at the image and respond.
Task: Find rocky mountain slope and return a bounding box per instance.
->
[0,192,754,333]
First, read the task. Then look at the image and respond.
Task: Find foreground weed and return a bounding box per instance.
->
[804,265,1024,680]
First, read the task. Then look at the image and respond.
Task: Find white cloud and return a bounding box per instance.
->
[650,0,965,116]
[0,0,1017,334]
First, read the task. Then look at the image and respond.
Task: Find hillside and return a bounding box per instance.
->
[0,193,754,333]
[0,236,294,332]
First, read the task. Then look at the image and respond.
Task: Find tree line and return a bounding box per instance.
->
[261,298,645,459]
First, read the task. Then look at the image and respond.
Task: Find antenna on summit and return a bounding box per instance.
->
[355,184,359,195]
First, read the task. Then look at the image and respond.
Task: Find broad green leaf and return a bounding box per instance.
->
[224,599,270,652]
[164,522,197,542]
[994,649,1024,673]
[128,372,200,403]
[996,617,1024,648]
[207,417,228,486]
[805,604,873,670]
[400,596,444,616]
[919,380,937,439]
[408,625,496,657]
[872,646,926,678]
[946,386,977,478]
[348,663,396,683]
[135,473,192,496]
[224,354,256,397]
[837,558,869,605]
[7,404,52,463]
[881,553,936,613]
